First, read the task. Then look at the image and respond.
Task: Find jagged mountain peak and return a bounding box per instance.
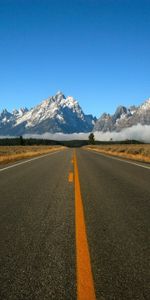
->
[13,109,19,115]
[140,97,150,110]
[1,93,149,136]
[1,108,9,115]
[13,107,28,115]
[41,92,77,107]
[113,105,128,121]
[100,112,110,119]
[0,91,95,135]
[55,90,66,98]
[52,91,66,103]
[40,92,81,117]
[94,97,150,132]
[0,109,12,119]
[115,105,127,114]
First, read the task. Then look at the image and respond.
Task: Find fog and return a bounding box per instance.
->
[0,124,149,142]
[22,124,150,143]
[94,124,150,143]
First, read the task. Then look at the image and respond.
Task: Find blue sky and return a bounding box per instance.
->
[0,0,150,117]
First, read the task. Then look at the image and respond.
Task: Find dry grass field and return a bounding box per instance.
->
[0,145,63,165]
[86,144,150,163]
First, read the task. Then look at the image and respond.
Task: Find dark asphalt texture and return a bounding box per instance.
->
[0,148,149,300]
[0,150,75,300]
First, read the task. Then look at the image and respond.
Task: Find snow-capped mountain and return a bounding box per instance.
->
[0,92,96,135]
[93,98,150,132]
[1,93,150,136]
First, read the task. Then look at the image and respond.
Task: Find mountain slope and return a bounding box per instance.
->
[1,93,150,136]
[94,98,150,132]
[0,92,96,135]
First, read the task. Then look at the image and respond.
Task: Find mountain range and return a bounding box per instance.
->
[0,92,96,135]
[0,91,150,136]
[94,98,150,132]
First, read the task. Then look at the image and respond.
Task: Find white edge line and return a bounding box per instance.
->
[86,148,150,170]
[0,150,63,172]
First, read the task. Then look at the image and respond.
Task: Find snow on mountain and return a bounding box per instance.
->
[94,98,150,132]
[139,98,150,111]
[0,91,95,135]
[1,93,150,136]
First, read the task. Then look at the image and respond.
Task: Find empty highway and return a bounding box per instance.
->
[0,148,149,300]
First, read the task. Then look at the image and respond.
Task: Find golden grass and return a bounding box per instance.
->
[0,145,64,165]
[86,144,150,163]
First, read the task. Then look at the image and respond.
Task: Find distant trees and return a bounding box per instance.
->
[19,136,24,145]
[88,133,95,144]
[0,137,61,146]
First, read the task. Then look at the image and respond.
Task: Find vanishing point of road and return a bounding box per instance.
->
[0,148,149,300]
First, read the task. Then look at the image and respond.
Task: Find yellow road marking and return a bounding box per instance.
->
[68,172,74,182]
[74,151,96,300]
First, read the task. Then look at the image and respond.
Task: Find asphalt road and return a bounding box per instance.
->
[0,148,149,300]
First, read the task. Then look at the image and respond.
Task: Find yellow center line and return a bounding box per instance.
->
[74,150,96,300]
[68,171,74,183]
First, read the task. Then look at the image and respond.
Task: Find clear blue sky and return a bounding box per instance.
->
[0,0,150,117]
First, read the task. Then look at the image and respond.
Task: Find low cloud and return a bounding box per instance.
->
[0,124,150,142]
[23,132,89,141]
[94,124,150,143]
[24,124,150,142]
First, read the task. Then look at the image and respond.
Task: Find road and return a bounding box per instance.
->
[0,148,149,300]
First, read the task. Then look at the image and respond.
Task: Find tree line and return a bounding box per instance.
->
[0,134,142,147]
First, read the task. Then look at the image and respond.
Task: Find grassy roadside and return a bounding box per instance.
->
[0,146,64,165]
[86,144,150,163]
